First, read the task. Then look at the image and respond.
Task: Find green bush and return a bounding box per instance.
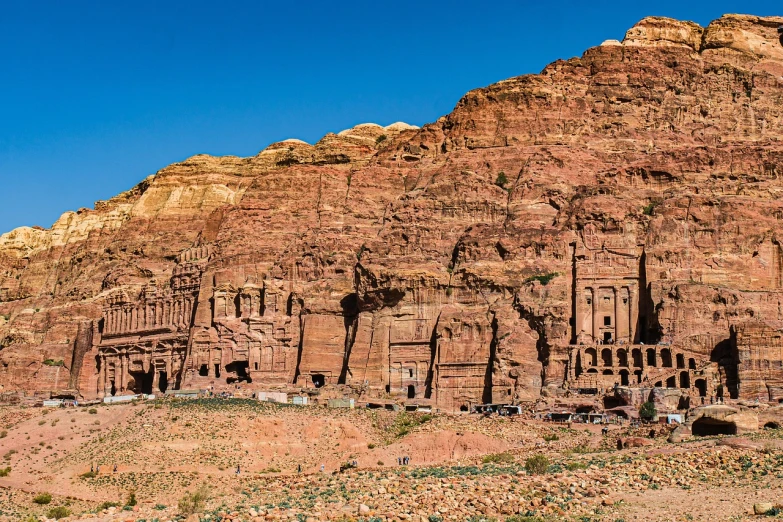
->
[46,506,70,519]
[0,430,6,438]
[375,134,387,145]
[42,359,64,366]
[97,501,119,511]
[80,470,97,479]
[125,489,137,507]
[642,202,657,216]
[178,484,210,516]
[33,493,52,505]
[524,272,559,286]
[494,171,509,187]
[524,454,550,475]
[88,408,98,415]
[543,433,559,442]
[639,401,657,420]
[482,452,515,464]
[566,461,587,471]
[0,467,10,477]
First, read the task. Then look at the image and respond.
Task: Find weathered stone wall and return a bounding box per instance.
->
[2,15,783,411]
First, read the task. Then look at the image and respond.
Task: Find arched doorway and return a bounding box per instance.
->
[661,349,673,368]
[585,348,597,366]
[676,353,685,369]
[601,348,613,367]
[695,379,707,397]
[666,376,676,388]
[688,358,697,370]
[617,349,628,367]
[646,348,657,367]
[632,349,643,368]
[634,370,643,384]
[619,369,629,386]
[602,369,613,375]
[311,374,326,388]
[679,371,690,389]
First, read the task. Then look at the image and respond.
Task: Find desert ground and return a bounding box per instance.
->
[1,399,783,522]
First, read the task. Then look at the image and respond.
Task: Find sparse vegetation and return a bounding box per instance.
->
[543,433,559,442]
[178,484,210,516]
[642,202,657,216]
[494,171,509,188]
[0,466,10,477]
[482,452,515,464]
[46,506,70,519]
[524,454,550,475]
[42,359,64,366]
[524,272,559,285]
[375,134,387,145]
[33,493,52,505]
[88,408,98,414]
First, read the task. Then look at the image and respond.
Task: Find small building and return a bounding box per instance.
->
[663,413,683,424]
[550,412,574,423]
[256,391,288,403]
[165,389,200,399]
[42,399,64,408]
[328,398,355,409]
[103,394,139,404]
[292,395,309,406]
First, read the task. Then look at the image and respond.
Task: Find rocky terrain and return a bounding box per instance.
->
[2,399,783,521]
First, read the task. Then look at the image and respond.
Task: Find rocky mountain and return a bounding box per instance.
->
[2,14,783,412]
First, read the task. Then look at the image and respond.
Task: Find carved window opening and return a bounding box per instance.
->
[679,371,690,389]
[617,349,628,367]
[601,348,613,366]
[666,376,676,388]
[409,369,414,378]
[459,405,469,412]
[620,370,629,386]
[622,298,628,304]
[695,379,707,397]
[676,353,685,369]
[110,380,116,396]
[312,373,326,388]
[632,349,643,368]
[661,349,673,368]
[689,358,697,370]
[603,316,611,326]
[407,385,416,399]
[254,362,259,371]
[586,298,592,305]
[214,364,221,378]
[634,370,643,383]
[585,348,597,366]
[603,296,610,302]
[199,364,208,377]
[646,348,657,367]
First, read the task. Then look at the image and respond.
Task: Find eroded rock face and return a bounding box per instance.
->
[2,14,783,411]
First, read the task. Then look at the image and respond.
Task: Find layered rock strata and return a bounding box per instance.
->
[2,15,783,411]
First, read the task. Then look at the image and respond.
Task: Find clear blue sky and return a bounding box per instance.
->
[0,1,779,232]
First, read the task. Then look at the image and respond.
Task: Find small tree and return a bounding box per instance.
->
[639,401,657,420]
[46,506,70,520]
[494,171,509,187]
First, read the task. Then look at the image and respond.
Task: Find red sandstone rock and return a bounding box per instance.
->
[1,15,783,412]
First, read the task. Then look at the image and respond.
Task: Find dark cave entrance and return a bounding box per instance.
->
[692,417,737,436]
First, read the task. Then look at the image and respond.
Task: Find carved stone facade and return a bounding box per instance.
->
[95,247,206,396]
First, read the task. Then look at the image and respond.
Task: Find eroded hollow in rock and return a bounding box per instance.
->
[692,417,737,436]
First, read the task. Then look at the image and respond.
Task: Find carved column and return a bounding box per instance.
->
[613,286,620,343]
[629,285,638,343]
[592,287,600,343]
[97,355,106,397]
[120,354,128,393]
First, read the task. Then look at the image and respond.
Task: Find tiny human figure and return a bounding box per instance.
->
[298,464,302,473]
[90,464,94,473]
[236,464,241,475]
[96,465,100,474]
[113,464,117,473]
[320,464,325,473]
[397,457,402,466]
[601,426,609,436]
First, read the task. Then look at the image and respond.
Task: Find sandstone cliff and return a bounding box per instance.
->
[2,14,783,411]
